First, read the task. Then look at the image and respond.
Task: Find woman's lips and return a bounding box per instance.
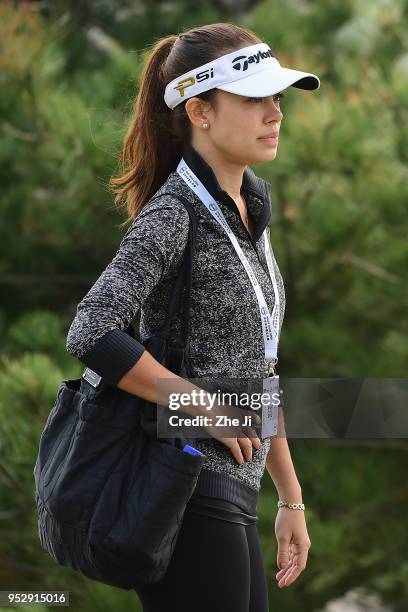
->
[259,135,279,144]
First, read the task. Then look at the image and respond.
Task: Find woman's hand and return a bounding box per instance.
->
[275,508,311,588]
[156,377,262,464]
[201,401,262,464]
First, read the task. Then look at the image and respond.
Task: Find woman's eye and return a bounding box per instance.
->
[248,92,285,103]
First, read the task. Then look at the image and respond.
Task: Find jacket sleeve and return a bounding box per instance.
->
[66,196,191,386]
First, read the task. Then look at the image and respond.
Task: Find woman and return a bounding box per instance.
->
[66,22,320,612]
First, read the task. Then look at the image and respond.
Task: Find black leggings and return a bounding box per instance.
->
[135,511,269,612]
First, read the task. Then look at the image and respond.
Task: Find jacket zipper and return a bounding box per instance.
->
[239,215,260,256]
[234,195,268,272]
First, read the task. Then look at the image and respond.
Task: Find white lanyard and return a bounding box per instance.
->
[177,158,280,374]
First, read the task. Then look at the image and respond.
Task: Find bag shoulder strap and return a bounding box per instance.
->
[161,194,197,346]
[143,191,198,348]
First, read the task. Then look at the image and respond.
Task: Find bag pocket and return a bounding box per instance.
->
[100,439,206,560]
[34,380,81,492]
[36,379,138,529]
[44,415,137,530]
[36,381,79,457]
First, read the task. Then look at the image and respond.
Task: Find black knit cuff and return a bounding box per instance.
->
[80,328,146,386]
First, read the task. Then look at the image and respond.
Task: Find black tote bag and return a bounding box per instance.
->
[33,194,206,591]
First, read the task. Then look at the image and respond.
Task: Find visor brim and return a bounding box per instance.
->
[216,65,320,97]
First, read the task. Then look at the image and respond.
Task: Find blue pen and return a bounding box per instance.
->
[182,444,204,456]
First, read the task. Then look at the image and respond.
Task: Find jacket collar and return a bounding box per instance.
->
[181,142,272,243]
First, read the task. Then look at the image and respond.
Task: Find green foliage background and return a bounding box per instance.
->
[0,1,407,610]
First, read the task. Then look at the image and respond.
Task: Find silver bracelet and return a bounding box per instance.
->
[277,500,305,511]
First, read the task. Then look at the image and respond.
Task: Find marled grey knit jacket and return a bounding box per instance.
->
[66,142,286,505]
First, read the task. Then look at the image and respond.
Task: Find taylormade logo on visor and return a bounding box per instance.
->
[232,48,275,71]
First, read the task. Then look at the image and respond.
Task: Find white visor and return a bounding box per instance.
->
[164,42,320,110]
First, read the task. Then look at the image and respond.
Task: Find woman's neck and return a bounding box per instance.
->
[189,139,245,200]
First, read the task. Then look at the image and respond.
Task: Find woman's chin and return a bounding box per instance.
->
[247,148,278,165]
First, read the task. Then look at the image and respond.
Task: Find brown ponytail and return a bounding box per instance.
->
[110,23,262,228]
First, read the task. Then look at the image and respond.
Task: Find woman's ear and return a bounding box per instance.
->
[185,97,212,128]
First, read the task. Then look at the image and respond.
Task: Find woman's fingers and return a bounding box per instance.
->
[238,435,254,461]
[278,558,300,587]
[276,546,309,587]
[202,403,262,464]
[217,432,261,464]
[276,561,293,581]
[242,425,262,448]
[228,438,246,464]
[213,436,244,464]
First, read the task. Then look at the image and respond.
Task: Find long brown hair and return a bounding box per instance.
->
[109,22,262,228]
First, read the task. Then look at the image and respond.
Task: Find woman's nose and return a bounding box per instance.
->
[265,99,283,122]
[264,112,283,126]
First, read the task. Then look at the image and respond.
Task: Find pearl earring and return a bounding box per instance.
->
[202,122,209,129]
